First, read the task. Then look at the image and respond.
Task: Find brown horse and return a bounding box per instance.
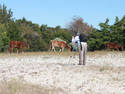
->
[8,40,29,53]
[50,40,71,52]
[106,42,124,51]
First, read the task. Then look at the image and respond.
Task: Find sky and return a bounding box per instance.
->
[1,0,125,29]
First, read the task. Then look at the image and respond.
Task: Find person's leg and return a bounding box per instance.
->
[79,43,82,65]
[83,43,87,65]
[82,44,85,65]
[79,42,84,65]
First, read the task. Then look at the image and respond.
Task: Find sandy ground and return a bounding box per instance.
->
[0,52,125,94]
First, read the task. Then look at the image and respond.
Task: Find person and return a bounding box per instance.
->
[72,32,87,65]
[71,36,79,51]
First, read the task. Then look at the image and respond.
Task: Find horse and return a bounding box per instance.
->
[8,40,29,53]
[50,40,71,52]
[106,42,124,51]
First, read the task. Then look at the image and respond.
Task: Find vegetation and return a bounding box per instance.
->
[0,4,125,52]
[0,79,65,94]
[88,17,125,51]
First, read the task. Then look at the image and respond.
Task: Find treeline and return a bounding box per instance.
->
[88,17,125,51]
[0,4,125,52]
[0,4,72,52]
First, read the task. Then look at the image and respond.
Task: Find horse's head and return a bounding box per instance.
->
[67,47,71,52]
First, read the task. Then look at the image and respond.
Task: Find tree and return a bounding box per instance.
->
[0,23,9,52]
[0,4,13,24]
[16,18,40,32]
[67,16,93,36]
[99,18,111,42]
[88,29,105,51]
[6,21,23,41]
[23,31,47,51]
[110,16,125,45]
[40,24,48,32]
[115,16,119,24]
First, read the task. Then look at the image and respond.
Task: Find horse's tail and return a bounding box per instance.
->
[119,44,124,51]
[105,42,110,50]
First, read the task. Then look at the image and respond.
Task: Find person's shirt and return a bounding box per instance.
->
[72,36,80,46]
[79,34,87,42]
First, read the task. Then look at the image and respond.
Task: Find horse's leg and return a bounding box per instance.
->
[53,47,56,52]
[121,46,124,51]
[116,47,119,51]
[51,47,53,51]
[107,48,110,51]
[22,48,24,53]
[59,48,62,52]
[106,46,110,51]
[16,48,19,54]
[62,47,64,52]
[8,47,11,53]
[51,46,54,52]
[49,45,52,51]
[10,47,13,53]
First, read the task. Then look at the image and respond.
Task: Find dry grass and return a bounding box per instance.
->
[1,50,124,57]
[87,50,125,56]
[0,79,66,94]
[0,51,77,57]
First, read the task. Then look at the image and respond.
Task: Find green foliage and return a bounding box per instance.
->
[40,24,48,32]
[88,16,125,51]
[0,4,13,24]
[53,30,72,43]
[0,34,4,51]
[6,22,23,41]
[88,30,105,51]
[0,24,9,51]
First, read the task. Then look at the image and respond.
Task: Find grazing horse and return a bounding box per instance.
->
[106,42,124,51]
[8,40,29,53]
[50,40,71,52]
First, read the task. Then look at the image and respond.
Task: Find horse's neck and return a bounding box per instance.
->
[65,44,70,49]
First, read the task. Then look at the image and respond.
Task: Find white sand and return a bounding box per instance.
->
[0,52,125,94]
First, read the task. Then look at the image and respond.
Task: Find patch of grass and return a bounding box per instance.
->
[99,66,114,72]
[0,79,66,94]
[0,51,78,57]
[88,50,125,57]
[0,51,125,57]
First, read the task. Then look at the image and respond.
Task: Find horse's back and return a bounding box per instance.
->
[106,42,123,50]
